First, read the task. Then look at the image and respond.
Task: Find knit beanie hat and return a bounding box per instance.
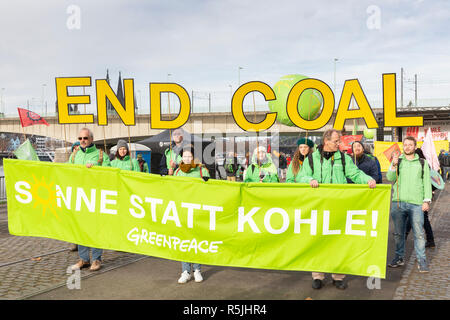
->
[116,139,129,151]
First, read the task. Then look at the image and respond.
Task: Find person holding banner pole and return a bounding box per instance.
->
[285,137,314,183]
[174,145,210,283]
[159,128,185,176]
[69,128,111,272]
[110,140,140,172]
[299,129,376,290]
[387,136,432,273]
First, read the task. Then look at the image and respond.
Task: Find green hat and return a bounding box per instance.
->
[297,138,314,148]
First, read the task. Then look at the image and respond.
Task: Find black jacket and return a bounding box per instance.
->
[348,154,380,183]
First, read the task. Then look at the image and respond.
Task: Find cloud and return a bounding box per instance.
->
[0,0,449,116]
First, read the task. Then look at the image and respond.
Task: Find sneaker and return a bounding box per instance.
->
[417,261,430,273]
[89,260,102,271]
[193,270,203,283]
[312,279,323,290]
[388,257,404,268]
[332,280,347,290]
[178,271,191,284]
[71,259,90,271]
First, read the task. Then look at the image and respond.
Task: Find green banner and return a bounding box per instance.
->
[5,159,391,278]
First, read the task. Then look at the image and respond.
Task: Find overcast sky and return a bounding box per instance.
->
[1,0,449,116]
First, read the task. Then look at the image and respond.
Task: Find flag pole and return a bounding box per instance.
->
[128,126,133,168]
[64,124,67,153]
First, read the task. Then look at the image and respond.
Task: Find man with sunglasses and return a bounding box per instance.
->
[298,129,376,290]
[69,127,110,272]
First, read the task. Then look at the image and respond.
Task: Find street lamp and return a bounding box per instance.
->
[333,58,339,109]
[167,73,172,114]
[238,67,243,86]
[42,84,47,115]
[0,88,5,116]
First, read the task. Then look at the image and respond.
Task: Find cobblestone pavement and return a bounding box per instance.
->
[393,183,450,300]
[0,206,147,300]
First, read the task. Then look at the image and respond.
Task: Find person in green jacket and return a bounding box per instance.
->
[244,146,279,183]
[159,128,185,175]
[174,145,209,284]
[69,128,110,273]
[286,137,315,183]
[110,140,140,172]
[299,129,376,290]
[137,153,150,173]
[386,136,431,273]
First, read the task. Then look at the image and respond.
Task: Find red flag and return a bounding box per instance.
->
[17,108,50,127]
[339,134,363,152]
[383,143,401,162]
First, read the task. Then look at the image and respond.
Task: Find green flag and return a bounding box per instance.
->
[13,139,39,161]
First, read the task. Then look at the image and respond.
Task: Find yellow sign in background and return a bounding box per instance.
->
[374,140,449,172]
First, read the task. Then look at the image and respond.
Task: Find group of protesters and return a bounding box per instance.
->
[66,126,438,290]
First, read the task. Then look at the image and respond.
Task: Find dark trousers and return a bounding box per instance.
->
[405,211,434,243]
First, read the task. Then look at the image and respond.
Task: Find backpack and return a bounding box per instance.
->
[307,151,346,177]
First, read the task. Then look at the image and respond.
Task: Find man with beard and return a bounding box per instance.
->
[387,136,432,273]
[299,129,376,290]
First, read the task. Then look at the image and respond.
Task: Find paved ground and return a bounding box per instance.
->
[0,181,448,300]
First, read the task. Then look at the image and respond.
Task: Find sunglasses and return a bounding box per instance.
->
[78,136,89,141]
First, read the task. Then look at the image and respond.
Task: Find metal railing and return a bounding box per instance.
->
[0,175,5,202]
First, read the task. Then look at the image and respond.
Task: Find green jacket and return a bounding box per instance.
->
[165,148,182,170]
[298,149,372,184]
[174,165,210,178]
[110,155,141,172]
[244,153,279,183]
[138,160,150,173]
[68,145,111,167]
[386,153,432,205]
[286,161,303,183]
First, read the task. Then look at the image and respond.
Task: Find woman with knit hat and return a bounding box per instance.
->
[243,145,279,183]
[286,137,315,183]
[174,144,210,284]
[110,140,140,172]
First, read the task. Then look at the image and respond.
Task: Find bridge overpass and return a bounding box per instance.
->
[1,106,448,145]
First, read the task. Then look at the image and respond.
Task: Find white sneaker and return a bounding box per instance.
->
[193,269,203,283]
[178,271,191,284]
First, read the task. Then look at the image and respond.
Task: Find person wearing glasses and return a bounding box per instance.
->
[69,127,111,272]
[298,129,376,290]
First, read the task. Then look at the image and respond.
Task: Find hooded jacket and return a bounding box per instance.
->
[110,155,141,172]
[68,144,111,167]
[174,164,210,178]
[386,153,432,205]
[298,147,372,184]
[244,151,279,183]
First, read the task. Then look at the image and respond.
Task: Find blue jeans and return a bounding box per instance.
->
[78,245,103,262]
[391,202,426,263]
[182,262,201,273]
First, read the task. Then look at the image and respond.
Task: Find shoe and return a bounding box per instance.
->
[178,271,191,284]
[89,260,102,271]
[69,244,78,252]
[71,259,90,271]
[193,270,203,283]
[312,279,323,289]
[425,241,436,248]
[417,261,430,273]
[332,280,347,290]
[388,257,404,268]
